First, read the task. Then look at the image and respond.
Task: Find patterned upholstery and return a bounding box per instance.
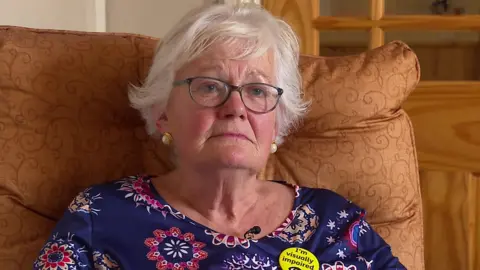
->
[0,26,424,269]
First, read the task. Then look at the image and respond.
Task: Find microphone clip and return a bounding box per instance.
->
[243,225,261,240]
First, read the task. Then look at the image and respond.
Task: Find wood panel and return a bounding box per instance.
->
[313,15,480,30]
[369,0,384,49]
[408,44,480,80]
[476,174,480,270]
[404,81,480,172]
[470,174,480,270]
[420,171,479,270]
[263,0,319,55]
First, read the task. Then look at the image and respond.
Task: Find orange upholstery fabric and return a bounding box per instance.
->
[0,26,424,269]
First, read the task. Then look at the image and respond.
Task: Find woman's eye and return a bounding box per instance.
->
[207,84,219,91]
[248,87,267,97]
[252,88,265,95]
[199,83,220,92]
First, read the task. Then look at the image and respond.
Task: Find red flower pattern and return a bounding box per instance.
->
[117,176,184,219]
[145,227,208,270]
[37,243,75,270]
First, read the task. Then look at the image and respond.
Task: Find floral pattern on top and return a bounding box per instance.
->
[93,251,120,270]
[144,227,208,270]
[68,187,102,215]
[34,175,405,269]
[34,233,87,270]
[293,185,300,198]
[267,209,296,238]
[321,261,358,270]
[269,204,319,244]
[222,253,278,269]
[205,230,257,249]
[117,175,185,219]
[325,209,371,260]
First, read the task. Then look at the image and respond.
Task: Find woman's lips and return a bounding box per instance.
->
[211,133,249,141]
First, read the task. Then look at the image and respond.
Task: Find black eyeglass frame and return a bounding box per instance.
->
[172,76,284,114]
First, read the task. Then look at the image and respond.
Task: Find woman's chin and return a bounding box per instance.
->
[207,146,260,169]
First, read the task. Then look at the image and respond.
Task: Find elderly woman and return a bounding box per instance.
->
[34,4,405,270]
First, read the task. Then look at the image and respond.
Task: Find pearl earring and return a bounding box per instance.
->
[161,132,173,145]
[270,142,277,153]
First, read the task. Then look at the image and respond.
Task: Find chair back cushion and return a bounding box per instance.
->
[0,26,423,269]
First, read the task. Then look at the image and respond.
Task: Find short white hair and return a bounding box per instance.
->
[129,3,309,144]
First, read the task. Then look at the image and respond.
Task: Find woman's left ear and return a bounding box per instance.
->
[155,113,169,134]
[272,121,278,142]
[270,123,277,153]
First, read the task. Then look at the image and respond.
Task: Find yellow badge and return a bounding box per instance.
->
[279,247,319,270]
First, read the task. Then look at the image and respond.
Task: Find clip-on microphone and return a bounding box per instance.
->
[243,225,261,240]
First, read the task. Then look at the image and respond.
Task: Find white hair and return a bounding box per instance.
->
[129,3,310,144]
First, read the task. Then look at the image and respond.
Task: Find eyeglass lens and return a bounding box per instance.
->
[189,77,280,113]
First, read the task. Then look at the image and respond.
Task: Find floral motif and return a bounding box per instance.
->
[348,220,360,248]
[269,204,319,244]
[34,233,87,270]
[268,210,296,237]
[293,185,300,198]
[205,230,257,249]
[68,187,102,215]
[36,243,74,270]
[327,209,370,250]
[163,239,189,258]
[321,261,357,270]
[93,251,120,270]
[345,216,369,249]
[325,209,371,259]
[117,175,184,219]
[222,253,278,269]
[326,236,336,245]
[357,255,373,270]
[145,227,208,269]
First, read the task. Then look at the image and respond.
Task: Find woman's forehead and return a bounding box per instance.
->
[183,46,274,77]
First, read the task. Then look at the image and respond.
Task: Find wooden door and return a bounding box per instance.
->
[263,1,480,269]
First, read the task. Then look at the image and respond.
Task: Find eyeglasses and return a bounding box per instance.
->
[173,76,283,114]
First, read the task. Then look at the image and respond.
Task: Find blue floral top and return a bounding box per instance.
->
[34,175,405,270]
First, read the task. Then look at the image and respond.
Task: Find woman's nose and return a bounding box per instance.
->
[217,91,246,119]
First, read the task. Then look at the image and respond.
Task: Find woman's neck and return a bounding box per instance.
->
[158,167,262,226]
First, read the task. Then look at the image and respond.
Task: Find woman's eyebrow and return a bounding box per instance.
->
[247,70,272,82]
[196,64,225,74]
[194,64,271,82]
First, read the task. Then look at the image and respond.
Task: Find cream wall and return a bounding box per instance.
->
[0,0,206,37]
[106,0,204,37]
[105,0,261,37]
[0,0,261,38]
[0,0,99,31]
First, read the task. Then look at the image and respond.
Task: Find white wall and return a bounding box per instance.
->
[0,0,206,37]
[0,0,98,31]
[106,0,203,37]
[105,0,261,38]
[0,0,261,37]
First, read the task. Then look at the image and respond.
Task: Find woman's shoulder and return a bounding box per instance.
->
[69,175,154,208]
[300,186,358,207]
[282,182,367,221]
[80,174,153,192]
[272,181,361,208]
